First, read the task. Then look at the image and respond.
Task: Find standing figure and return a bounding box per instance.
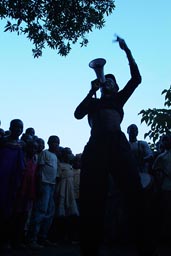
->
[127,124,159,251]
[152,133,171,243]
[28,135,60,248]
[13,139,39,247]
[0,119,25,249]
[127,123,153,174]
[55,147,79,243]
[74,36,158,256]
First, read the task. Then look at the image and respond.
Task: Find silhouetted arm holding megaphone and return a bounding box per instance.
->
[74,35,141,121]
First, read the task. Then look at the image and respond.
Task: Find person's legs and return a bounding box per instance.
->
[38,184,55,242]
[28,182,53,243]
[111,133,158,255]
[80,139,108,255]
[11,212,28,247]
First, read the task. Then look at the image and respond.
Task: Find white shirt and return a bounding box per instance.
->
[38,149,58,184]
[129,140,153,173]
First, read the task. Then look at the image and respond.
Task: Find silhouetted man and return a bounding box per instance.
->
[74,36,159,256]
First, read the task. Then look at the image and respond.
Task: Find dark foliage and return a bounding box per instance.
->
[139,85,171,148]
[0,0,115,57]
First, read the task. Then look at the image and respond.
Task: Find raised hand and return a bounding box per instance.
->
[113,34,128,51]
[91,79,100,93]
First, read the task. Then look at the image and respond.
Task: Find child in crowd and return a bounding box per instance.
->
[13,139,39,247]
[28,135,60,248]
[53,147,79,243]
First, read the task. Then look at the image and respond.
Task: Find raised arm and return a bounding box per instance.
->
[116,35,142,85]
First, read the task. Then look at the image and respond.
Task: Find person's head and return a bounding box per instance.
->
[47,135,60,153]
[21,133,33,143]
[25,127,35,137]
[36,138,45,153]
[64,147,75,163]
[60,147,74,163]
[100,74,119,97]
[9,119,23,139]
[127,124,138,142]
[25,140,39,158]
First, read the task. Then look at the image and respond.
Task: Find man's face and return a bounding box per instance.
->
[127,125,138,142]
[100,78,118,95]
[10,120,23,138]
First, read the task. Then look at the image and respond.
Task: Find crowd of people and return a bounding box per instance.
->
[0,36,171,256]
[0,119,81,252]
[0,118,171,255]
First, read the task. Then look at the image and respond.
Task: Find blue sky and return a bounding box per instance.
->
[0,0,171,154]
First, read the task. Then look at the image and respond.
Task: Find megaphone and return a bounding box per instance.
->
[89,58,106,83]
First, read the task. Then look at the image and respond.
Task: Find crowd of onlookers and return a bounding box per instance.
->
[105,124,171,247]
[0,118,81,251]
[0,118,171,252]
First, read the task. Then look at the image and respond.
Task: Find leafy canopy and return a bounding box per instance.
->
[0,0,115,57]
[139,85,171,146]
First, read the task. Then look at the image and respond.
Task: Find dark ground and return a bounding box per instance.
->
[1,243,171,256]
